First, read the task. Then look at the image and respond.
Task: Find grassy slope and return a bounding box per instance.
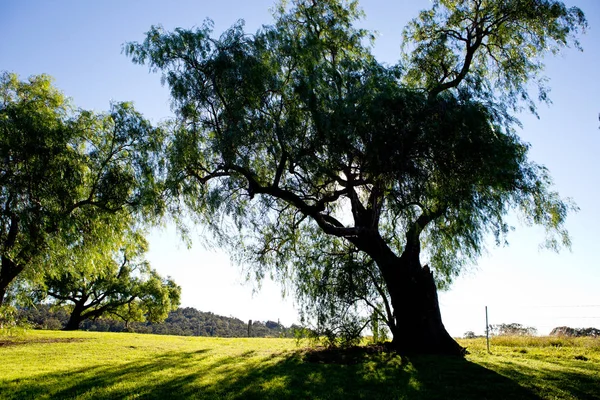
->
[0,330,598,400]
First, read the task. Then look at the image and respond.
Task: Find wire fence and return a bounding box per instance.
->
[438,304,600,337]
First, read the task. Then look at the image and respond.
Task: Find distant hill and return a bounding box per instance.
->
[18,305,300,338]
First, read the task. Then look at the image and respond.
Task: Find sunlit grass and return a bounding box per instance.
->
[461,336,600,400]
[1,330,598,399]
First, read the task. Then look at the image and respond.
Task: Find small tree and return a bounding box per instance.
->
[37,213,180,331]
[463,331,477,339]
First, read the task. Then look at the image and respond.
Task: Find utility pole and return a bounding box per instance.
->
[485,306,490,354]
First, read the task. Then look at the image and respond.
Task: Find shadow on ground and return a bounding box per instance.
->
[476,356,600,400]
[2,346,576,399]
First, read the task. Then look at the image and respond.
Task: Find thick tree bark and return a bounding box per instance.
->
[64,301,86,331]
[384,211,463,355]
[387,262,465,355]
[359,233,464,356]
[65,314,82,331]
[62,296,131,330]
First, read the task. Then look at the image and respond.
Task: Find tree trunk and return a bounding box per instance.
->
[0,256,24,307]
[65,302,85,331]
[387,262,464,356]
[0,286,6,307]
[355,230,463,355]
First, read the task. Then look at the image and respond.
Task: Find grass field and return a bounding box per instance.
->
[1,330,598,399]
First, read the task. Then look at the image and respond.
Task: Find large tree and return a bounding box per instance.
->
[126,0,585,354]
[0,72,165,305]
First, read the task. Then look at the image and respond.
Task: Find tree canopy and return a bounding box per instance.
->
[0,72,166,306]
[125,0,585,354]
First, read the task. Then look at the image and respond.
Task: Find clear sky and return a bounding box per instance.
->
[2,0,598,336]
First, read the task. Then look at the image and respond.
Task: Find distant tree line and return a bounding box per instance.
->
[16,304,300,338]
[463,323,599,338]
[550,326,600,338]
[490,323,538,336]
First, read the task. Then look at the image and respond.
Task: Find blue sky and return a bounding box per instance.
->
[2,0,598,336]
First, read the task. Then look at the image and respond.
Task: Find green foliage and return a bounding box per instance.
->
[0,305,32,336]
[292,325,313,346]
[403,0,587,114]
[17,304,69,330]
[0,72,167,305]
[0,305,18,331]
[125,0,585,346]
[32,214,181,330]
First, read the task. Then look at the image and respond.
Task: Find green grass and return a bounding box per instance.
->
[0,330,598,399]
[463,336,600,400]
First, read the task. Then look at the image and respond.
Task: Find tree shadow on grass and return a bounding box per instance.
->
[2,347,545,400]
[476,356,600,400]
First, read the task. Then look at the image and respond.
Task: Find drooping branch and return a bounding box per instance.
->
[366,266,394,328]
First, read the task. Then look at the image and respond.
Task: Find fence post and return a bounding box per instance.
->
[485,306,490,354]
[248,319,252,338]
